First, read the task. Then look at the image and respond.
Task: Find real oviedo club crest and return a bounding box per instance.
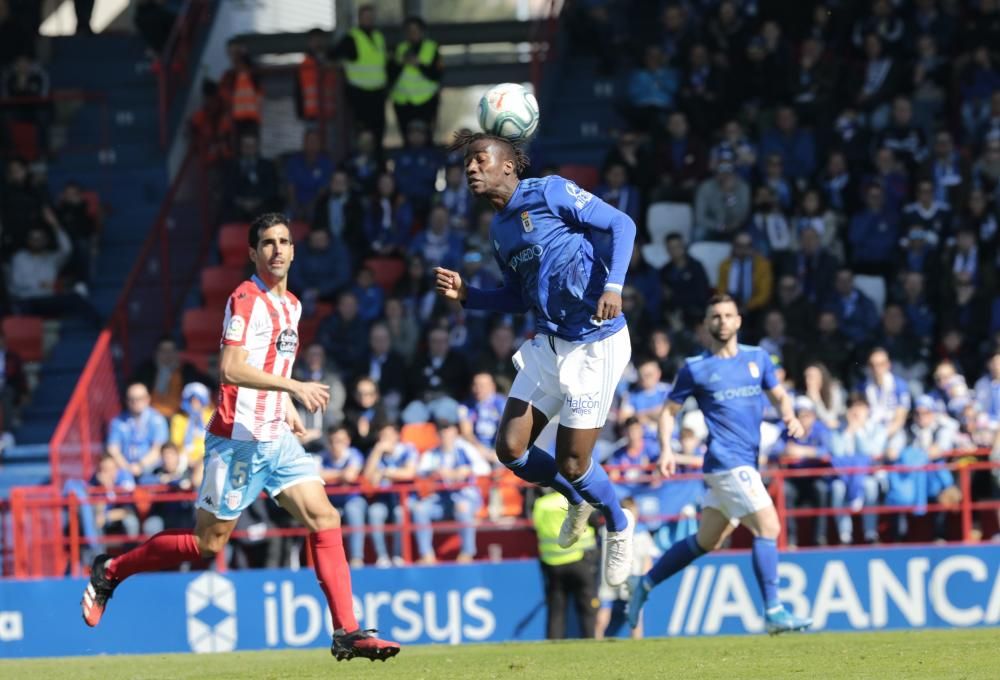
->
[276,328,299,357]
[748,361,760,379]
[520,211,533,232]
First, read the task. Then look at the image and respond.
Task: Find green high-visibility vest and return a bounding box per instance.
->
[344,27,387,90]
[391,39,439,105]
[532,492,596,566]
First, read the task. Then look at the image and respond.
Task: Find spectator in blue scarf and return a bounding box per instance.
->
[830,395,884,544]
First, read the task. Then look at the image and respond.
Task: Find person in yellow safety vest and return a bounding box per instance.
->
[390,16,443,134]
[219,38,262,137]
[330,4,388,152]
[532,490,599,640]
[297,28,337,122]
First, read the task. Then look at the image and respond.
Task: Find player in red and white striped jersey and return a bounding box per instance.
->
[82,213,400,662]
[209,274,303,441]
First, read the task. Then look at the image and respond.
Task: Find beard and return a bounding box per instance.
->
[709,327,733,343]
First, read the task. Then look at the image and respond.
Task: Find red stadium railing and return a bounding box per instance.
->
[155,0,216,148]
[529,0,562,92]
[9,456,999,579]
[47,146,217,490]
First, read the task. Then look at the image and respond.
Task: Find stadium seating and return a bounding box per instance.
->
[181,307,225,354]
[289,220,310,243]
[2,316,45,362]
[8,120,39,161]
[200,266,245,309]
[557,163,599,191]
[400,422,440,453]
[687,241,731,288]
[641,202,694,268]
[218,223,249,267]
[365,257,407,294]
[178,351,211,376]
[298,316,321,347]
[648,202,693,242]
[854,274,886,314]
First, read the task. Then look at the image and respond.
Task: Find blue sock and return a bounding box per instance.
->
[645,534,705,588]
[505,446,584,505]
[569,460,628,532]
[752,537,781,611]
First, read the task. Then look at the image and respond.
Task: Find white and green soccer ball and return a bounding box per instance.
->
[477,83,539,142]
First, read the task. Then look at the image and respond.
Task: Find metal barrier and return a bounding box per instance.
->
[155,0,216,147]
[8,456,999,579]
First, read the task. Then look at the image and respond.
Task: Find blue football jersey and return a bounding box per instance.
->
[623,382,672,440]
[668,345,779,473]
[465,176,636,343]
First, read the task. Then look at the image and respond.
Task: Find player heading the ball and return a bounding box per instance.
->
[435,128,638,587]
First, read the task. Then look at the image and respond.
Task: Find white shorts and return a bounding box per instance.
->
[703,466,773,521]
[510,326,631,430]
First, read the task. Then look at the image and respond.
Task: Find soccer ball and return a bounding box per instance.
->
[478,83,539,142]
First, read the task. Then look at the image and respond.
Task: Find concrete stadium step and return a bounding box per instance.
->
[14,418,61,445]
[0,462,51,497]
[49,34,149,62]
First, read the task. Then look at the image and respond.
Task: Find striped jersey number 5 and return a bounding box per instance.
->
[229,460,249,489]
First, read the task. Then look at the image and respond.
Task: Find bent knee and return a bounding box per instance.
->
[758,516,782,540]
[495,434,529,464]
[304,505,341,531]
[195,534,227,559]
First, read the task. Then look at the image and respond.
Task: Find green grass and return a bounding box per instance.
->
[2,629,995,680]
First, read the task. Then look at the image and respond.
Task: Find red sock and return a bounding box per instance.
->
[310,528,359,632]
[106,529,201,581]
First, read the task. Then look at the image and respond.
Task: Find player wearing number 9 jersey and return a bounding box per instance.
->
[81,213,399,662]
[627,294,813,636]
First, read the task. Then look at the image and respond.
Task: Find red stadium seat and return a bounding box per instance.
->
[314,301,335,320]
[201,266,245,309]
[400,422,440,453]
[80,190,103,228]
[182,307,225,354]
[364,257,406,294]
[557,164,599,191]
[2,316,44,362]
[298,317,321,347]
[289,220,310,243]
[218,223,249,267]
[178,351,211,376]
[8,121,39,161]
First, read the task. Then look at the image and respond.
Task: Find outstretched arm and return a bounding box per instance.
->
[434,265,527,314]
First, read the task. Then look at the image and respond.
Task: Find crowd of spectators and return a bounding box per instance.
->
[0,4,105,440]
[84,1,1000,569]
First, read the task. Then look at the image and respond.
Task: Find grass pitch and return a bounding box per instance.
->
[2,628,994,680]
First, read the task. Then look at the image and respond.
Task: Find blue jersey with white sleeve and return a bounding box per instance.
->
[668,345,779,473]
[464,176,637,343]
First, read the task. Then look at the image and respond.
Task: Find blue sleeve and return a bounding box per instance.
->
[107,418,123,448]
[895,380,911,410]
[349,449,364,469]
[669,364,695,404]
[760,350,779,390]
[543,177,636,289]
[772,433,789,455]
[153,414,169,446]
[815,424,831,456]
[464,249,528,313]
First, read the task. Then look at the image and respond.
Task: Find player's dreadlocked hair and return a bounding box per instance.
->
[449,129,531,176]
